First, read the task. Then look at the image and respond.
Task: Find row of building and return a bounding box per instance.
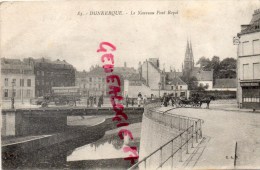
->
[1,40,238,102]
[1,58,75,101]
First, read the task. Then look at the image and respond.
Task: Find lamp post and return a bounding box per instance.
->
[11,80,15,109]
[158,82,161,98]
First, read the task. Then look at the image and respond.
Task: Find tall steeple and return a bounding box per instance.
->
[189,39,194,67]
[184,38,194,72]
[185,40,190,60]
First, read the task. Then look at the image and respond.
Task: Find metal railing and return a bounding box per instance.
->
[128,107,203,170]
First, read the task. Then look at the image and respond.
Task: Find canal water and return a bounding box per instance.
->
[66,122,141,169]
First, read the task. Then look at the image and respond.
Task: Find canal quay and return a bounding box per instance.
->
[2,99,260,169]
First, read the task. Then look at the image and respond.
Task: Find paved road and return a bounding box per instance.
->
[156,106,260,169]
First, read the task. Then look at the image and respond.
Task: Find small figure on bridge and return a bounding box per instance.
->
[98,95,103,108]
[137,92,142,107]
[126,95,129,107]
[131,98,134,107]
[143,95,147,105]
[87,97,90,107]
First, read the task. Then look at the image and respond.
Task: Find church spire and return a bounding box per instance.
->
[189,39,194,67]
[185,39,190,59]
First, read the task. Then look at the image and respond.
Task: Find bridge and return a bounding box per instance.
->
[1,106,144,168]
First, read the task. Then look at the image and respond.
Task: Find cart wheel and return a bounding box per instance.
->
[68,101,74,106]
[41,102,48,108]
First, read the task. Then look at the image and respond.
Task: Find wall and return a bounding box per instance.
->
[124,80,151,98]
[139,111,181,169]
[1,107,144,137]
[141,62,161,90]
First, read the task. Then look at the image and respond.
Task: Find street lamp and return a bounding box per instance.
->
[11,80,15,109]
[158,82,161,98]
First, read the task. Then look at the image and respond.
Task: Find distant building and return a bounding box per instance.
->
[190,68,213,90]
[140,58,166,91]
[1,58,35,101]
[75,70,89,96]
[165,71,188,97]
[213,79,237,91]
[24,58,76,97]
[237,9,260,109]
[182,39,214,90]
[76,65,138,97]
[139,58,189,97]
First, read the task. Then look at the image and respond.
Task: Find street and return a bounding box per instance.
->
[156,102,260,169]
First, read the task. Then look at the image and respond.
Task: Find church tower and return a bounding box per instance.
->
[183,39,194,73]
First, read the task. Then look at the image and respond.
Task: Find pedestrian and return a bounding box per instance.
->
[87,97,90,107]
[98,95,102,108]
[90,96,93,107]
[143,95,147,105]
[137,96,142,107]
[131,98,134,107]
[126,95,129,108]
[94,96,97,106]
[100,94,104,106]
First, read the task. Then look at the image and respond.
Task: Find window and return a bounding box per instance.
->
[4,78,8,86]
[176,86,178,90]
[41,71,44,76]
[20,79,24,87]
[37,71,40,75]
[253,63,260,79]
[89,77,92,82]
[243,64,250,80]
[180,86,182,89]
[242,41,250,56]
[27,79,31,87]
[26,90,31,97]
[253,39,260,54]
[98,84,101,89]
[12,79,16,86]
[4,89,8,97]
[171,86,174,90]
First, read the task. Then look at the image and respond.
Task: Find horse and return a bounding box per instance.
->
[199,96,214,109]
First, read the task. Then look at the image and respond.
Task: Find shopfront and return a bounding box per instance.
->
[241,82,260,109]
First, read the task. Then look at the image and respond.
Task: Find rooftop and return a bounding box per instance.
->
[239,9,260,35]
[166,76,187,86]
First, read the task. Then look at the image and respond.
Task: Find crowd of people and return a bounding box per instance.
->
[86,95,104,108]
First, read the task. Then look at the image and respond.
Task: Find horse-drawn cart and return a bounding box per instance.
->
[177,98,200,108]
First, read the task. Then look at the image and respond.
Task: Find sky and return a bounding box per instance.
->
[1,0,260,72]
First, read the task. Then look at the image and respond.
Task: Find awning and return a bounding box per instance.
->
[240,82,260,87]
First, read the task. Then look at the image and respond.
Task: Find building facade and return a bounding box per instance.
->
[140,58,166,91]
[1,58,35,101]
[24,58,76,97]
[76,67,106,97]
[237,9,260,109]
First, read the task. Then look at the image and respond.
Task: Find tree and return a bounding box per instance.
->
[196,56,236,79]
[196,56,211,70]
[218,58,236,79]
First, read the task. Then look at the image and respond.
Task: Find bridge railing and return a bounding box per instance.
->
[128,106,203,170]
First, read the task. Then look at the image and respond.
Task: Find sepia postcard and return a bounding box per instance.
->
[1,0,260,169]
